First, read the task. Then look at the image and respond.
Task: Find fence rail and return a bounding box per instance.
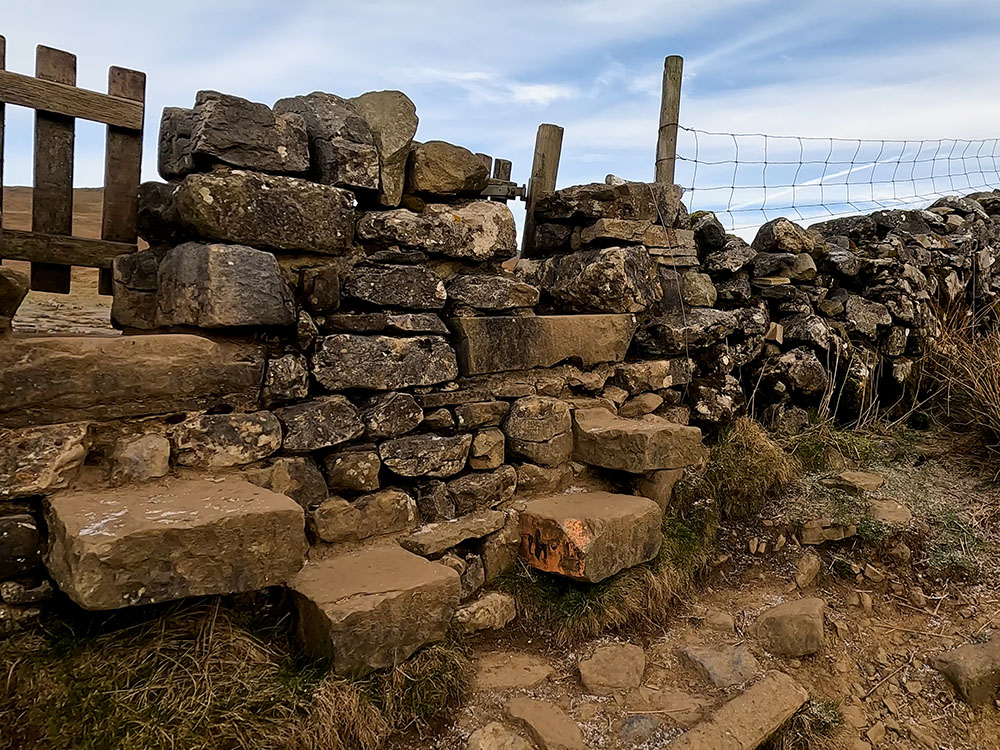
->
[0,36,145,295]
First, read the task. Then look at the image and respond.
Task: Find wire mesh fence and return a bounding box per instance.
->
[674,126,1000,233]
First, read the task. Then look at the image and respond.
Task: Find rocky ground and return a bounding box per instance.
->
[395,429,1000,750]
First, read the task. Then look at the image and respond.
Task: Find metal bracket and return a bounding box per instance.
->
[480,179,526,201]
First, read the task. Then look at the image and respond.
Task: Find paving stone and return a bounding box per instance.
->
[667,671,809,750]
[289,544,459,676]
[380,433,472,478]
[273,395,363,452]
[310,489,416,543]
[312,334,458,390]
[111,434,171,484]
[519,492,662,583]
[46,478,306,610]
[572,408,707,473]
[454,592,518,634]
[474,652,553,690]
[819,470,885,494]
[579,643,646,695]
[505,697,585,750]
[321,449,381,493]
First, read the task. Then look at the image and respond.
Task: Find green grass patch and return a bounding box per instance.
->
[784,419,886,473]
[0,597,467,750]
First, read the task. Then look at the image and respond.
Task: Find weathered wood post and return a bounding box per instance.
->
[521,123,563,258]
[655,55,683,184]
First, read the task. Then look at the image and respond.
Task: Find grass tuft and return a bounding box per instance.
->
[0,598,467,750]
[700,417,801,520]
[783,420,885,473]
[763,699,844,750]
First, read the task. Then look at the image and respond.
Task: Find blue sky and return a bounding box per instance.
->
[4,0,1000,232]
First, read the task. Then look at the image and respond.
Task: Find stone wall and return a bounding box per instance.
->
[3,84,1000,673]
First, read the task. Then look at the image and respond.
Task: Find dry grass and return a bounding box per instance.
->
[0,598,467,750]
[699,417,801,520]
[763,699,846,750]
[927,322,1000,451]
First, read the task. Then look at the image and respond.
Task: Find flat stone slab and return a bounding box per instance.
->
[474,652,554,690]
[520,492,662,583]
[573,408,707,473]
[667,671,808,749]
[402,509,507,557]
[505,697,585,750]
[579,643,645,695]
[45,478,306,610]
[681,643,760,688]
[289,544,459,676]
[0,335,263,429]
[450,314,635,375]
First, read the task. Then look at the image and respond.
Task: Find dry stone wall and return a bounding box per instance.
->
[3,83,1000,675]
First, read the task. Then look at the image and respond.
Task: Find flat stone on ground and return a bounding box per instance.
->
[819,470,885,494]
[505,697,585,750]
[680,643,761,688]
[474,652,554,691]
[450,314,636,375]
[289,544,459,676]
[573,408,707,473]
[753,598,826,657]
[578,643,646,695]
[667,671,809,749]
[520,492,662,583]
[45,478,306,610]
[467,722,533,750]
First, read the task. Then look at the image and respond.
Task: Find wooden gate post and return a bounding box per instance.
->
[521,123,563,258]
[31,45,77,293]
[655,55,683,185]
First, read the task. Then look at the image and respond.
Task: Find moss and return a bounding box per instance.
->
[0,599,468,750]
[784,421,885,473]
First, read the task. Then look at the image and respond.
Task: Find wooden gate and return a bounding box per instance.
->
[0,36,145,294]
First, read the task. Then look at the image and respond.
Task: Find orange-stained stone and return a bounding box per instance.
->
[519,492,662,583]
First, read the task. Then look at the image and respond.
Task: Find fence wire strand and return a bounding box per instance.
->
[675,125,1000,232]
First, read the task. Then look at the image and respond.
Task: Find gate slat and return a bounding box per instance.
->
[99,66,145,295]
[31,45,76,294]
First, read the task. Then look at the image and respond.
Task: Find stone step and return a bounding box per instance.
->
[0,334,264,429]
[289,544,460,676]
[519,492,662,583]
[45,477,306,610]
[572,408,707,473]
[667,671,808,749]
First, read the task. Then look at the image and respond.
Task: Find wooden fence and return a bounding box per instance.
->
[0,36,145,294]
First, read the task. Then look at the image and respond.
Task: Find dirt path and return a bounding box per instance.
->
[402,433,1000,749]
